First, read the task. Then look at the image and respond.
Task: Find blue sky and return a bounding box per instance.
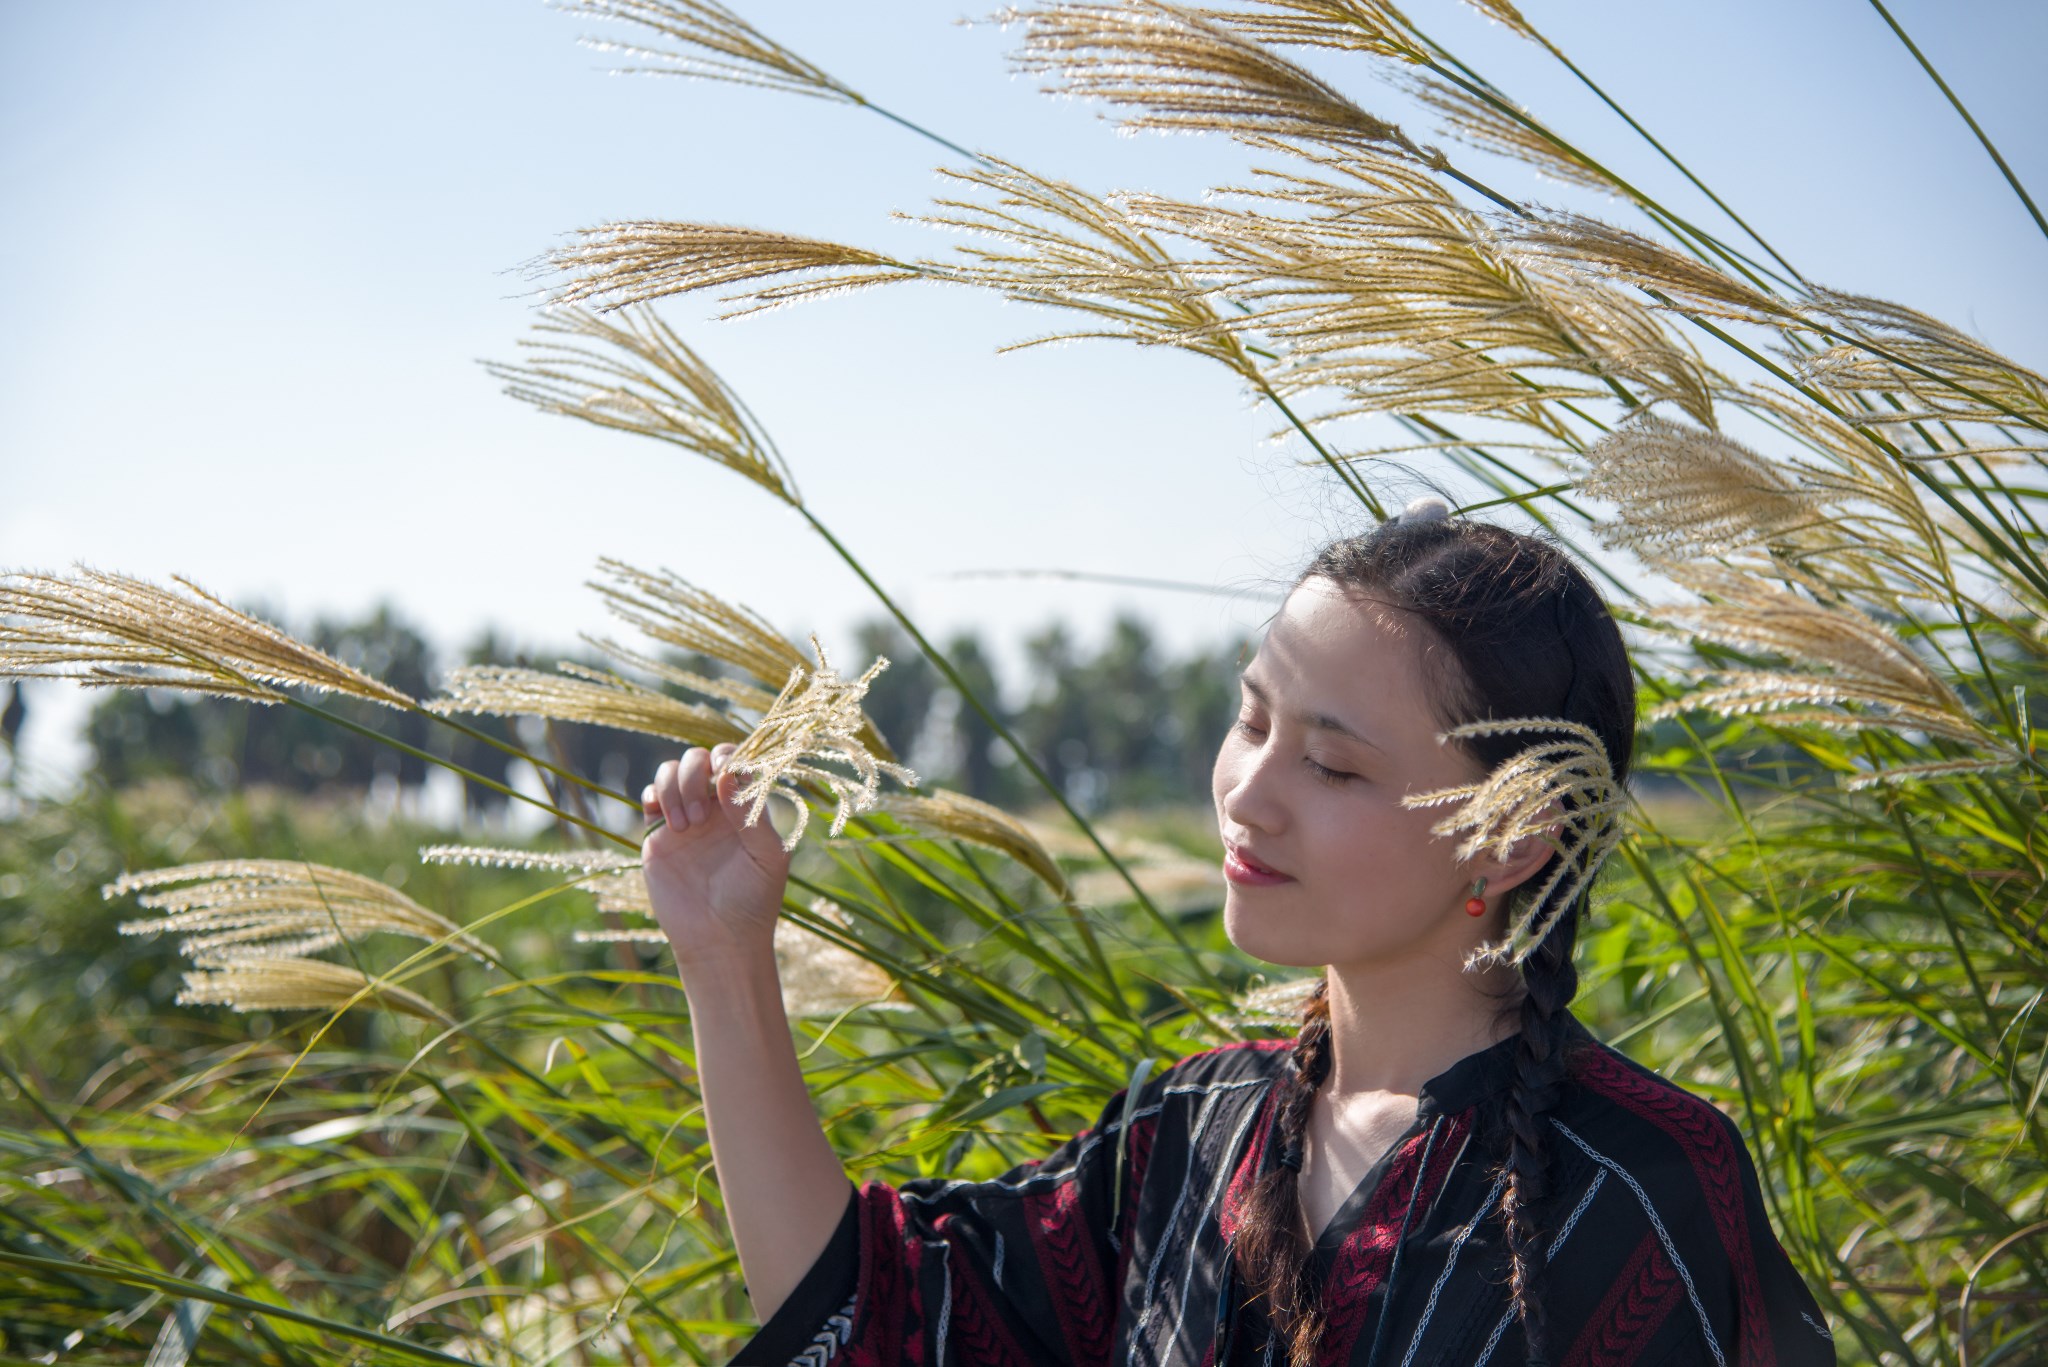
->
[3,0,2043,783]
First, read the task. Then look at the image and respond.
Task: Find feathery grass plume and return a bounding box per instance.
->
[867,790,1072,900]
[720,634,920,852]
[0,568,414,707]
[1499,208,1791,326]
[553,0,857,102]
[419,845,641,875]
[582,635,782,712]
[426,662,747,748]
[573,886,904,1017]
[1574,410,1844,561]
[540,220,924,315]
[1399,718,1630,970]
[1122,152,1713,426]
[590,559,902,764]
[1645,562,2017,779]
[1190,0,1431,61]
[1455,0,1546,46]
[917,158,1260,377]
[1797,287,2048,430]
[487,305,803,505]
[590,558,811,693]
[109,860,487,964]
[174,956,443,1021]
[774,897,905,1018]
[1003,2,1440,162]
[1230,974,1323,1028]
[1401,69,1612,192]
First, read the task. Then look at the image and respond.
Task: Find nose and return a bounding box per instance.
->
[1215,734,1287,839]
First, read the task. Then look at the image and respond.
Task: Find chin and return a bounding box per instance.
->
[1222,896,1330,969]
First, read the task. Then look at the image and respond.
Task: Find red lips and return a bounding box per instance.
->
[1223,841,1293,884]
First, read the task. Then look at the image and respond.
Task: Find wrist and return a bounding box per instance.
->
[676,940,782,1001]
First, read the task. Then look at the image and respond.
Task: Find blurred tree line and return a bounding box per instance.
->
[76,604,1253,818]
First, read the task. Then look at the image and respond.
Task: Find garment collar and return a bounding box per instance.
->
[1414,1007,1592,1118]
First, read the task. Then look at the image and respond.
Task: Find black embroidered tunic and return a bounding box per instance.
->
[736,1011,1837,1366]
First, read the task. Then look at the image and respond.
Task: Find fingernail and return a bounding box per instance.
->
[686,801,706,824]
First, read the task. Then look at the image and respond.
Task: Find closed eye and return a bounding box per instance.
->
[1234,716,1355,787]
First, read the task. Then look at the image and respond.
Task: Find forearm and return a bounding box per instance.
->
[681,948,856,1323]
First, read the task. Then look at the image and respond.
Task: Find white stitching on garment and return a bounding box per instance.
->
[1550,1118,1727,1367]
[1397,1170,1509,1367]
[933,1240,953,1367]
[784,1292,855,1367]
[1470,1165,1610,1367]
[1166,1094,1271,1355]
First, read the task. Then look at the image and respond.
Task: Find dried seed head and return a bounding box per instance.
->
[175,957,443,1021]
[425,663,747,747]
[0,568,413,707]
[1576,411,1838,560]
[553,0,858,102]
[1230,974,1323,1029]
[591,559,811,695]
[1398,718,1630,971]
[1795,287,2048,432]
[1642,562,2019,785]
[721,635,920,852]
[420,846,641,875]
[539,221,922,316]
[1003,2,1438,161]
[488,306,803,505]
[917,158,1261,380]
[110,860,485,965]
[1190,1,1430,61]
[1500,209,1789,326]
[868,789,1072,900]
[774,897,904,1018]
[589,559,899,764]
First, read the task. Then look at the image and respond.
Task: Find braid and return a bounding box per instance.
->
[1231,976,1333,1367]
[1490,893,1586,1367]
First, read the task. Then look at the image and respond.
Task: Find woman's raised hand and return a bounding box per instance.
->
[641,742,793,970]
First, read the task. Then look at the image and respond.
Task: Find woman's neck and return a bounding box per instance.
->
[1320,958,1522,1102]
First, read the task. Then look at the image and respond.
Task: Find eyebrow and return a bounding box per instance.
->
[1238,673,1385,753]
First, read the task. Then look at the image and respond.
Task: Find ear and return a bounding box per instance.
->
[1471,795,1565,900]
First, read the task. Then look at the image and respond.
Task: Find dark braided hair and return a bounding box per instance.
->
[1229,509,1636,1367]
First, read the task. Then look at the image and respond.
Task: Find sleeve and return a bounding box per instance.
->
[1665,1111,1838,1367]
[729,1074,1159,1367]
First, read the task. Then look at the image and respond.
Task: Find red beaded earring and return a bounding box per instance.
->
[1464,876,1488,916]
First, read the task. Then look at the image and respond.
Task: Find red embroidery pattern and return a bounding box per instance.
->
[1314,1111,1472,1367]
[938,1219,1040,1367]
[851,1184,922,1367]
[1575,1047,1770,1366]
[1115,1111,1160,1299]
[1219,1083,1280,1245]
[1560,1225,1685,1367]
[1025,1173,1116,1364]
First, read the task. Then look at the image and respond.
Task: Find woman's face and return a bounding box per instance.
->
[1211,575,1498,971]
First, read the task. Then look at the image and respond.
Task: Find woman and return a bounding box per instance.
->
[640,497,1838,1367]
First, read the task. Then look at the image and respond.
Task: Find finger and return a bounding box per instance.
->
[641,782,660,821]
[655,758,689,832]
[677,746,713,827]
